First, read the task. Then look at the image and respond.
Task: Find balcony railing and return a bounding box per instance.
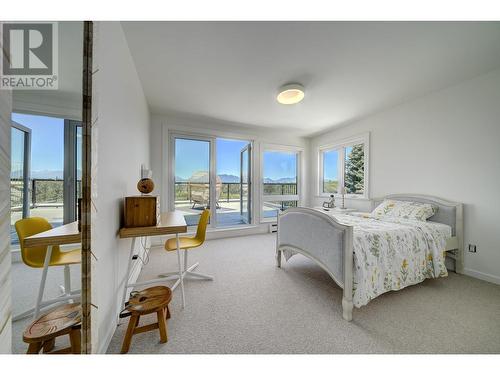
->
[10,178,82,211]
[174,181,297,203]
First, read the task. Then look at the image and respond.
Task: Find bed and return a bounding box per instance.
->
[276,194,464,321]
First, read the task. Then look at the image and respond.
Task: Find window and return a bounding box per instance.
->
[10,113,82,248]
[171,134,252,228]
[261,148,300,220]
[319,133,369,198]
[322,149,339,194]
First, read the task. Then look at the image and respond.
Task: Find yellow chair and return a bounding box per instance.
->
[14,217,81,321]
[160,209,213,306]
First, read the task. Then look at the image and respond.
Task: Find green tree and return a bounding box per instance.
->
[344,145,364,194]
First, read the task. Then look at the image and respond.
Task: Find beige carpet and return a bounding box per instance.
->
[105,234,500,354]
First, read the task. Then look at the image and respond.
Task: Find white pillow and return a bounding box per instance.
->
[371,199,437,221]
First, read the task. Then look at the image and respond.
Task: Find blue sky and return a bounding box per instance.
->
[11,114,298,182]
[175,138,297,181]
[175,138,210,180]
[175,138,250,180]
[12,113,64,174]
[217,138,249,176]
[263,151,296,181]
[323,149,339,181]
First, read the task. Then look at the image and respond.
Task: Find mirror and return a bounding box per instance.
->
[4,21,91,354]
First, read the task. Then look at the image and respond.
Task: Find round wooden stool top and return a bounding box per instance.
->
[23,303,81,344]
[126,286,172,315]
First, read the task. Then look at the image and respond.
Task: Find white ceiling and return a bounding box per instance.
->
[13,22,83,118]
[122,22,500,136]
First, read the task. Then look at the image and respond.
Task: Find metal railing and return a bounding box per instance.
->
[10,178,82,211]
[174,181,297,203]
[262,182,297,196]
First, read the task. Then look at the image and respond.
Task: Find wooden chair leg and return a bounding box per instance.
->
[42,338,55,353]
[165,305,171,320]
[121,315,138,354]
[69,327,81,354]
[157,309,168,343]
[27,341,43,354]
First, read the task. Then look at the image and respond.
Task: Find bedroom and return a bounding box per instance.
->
[1,1,500,370]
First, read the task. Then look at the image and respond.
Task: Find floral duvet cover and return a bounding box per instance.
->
[305,213,451,307]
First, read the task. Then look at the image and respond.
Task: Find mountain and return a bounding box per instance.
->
[263,177,296,183]
[31,170,64,179]
[218,174,239,183]
[176,174,240,183]
[10,169,82,180]
[175,174,296,184]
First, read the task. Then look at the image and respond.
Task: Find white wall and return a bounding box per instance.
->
[91,22,150,353]
[13,91,82,121]
[149,112,309,242]
[0,89,12,353]
[309,67,500,284]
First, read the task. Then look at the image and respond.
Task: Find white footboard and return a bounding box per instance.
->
[276,207,354,321]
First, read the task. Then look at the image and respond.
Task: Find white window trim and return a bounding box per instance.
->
[317,132,370,200]
[260,143,303,223]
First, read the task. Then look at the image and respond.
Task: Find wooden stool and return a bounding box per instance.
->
[23,303,81,354]
[121,286,172,354]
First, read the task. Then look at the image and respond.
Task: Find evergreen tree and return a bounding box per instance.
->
[344,144,364,194]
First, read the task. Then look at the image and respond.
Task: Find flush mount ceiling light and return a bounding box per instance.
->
[276,83,305,105]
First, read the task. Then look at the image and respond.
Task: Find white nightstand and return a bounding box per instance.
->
[314,207,357,214]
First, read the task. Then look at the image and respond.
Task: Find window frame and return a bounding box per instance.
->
[260,144,303,223]
[318,133,370,200]
[168,131,255,229]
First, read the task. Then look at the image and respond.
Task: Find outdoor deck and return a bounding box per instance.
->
[175,199,279,227]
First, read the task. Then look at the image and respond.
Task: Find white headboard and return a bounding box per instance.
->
[371,194,464,273]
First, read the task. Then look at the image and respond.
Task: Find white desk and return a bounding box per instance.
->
[119,211,187,313]
[15,222,81,321]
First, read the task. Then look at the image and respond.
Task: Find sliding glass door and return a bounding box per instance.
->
[10,123,31,246]
[172,135,252,228]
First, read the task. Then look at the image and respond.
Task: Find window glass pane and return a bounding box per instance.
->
[215,138,251,227]
[174,138,210,226]
[12,113,65,229]
[344,144,365,195]
[322,149,339,194]
[262,200,298,219]
[263,151,297,195]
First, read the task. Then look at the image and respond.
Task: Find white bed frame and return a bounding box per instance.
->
[276,194,464,321]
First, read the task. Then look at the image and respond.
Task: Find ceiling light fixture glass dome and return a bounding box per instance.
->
[277,83,305,105]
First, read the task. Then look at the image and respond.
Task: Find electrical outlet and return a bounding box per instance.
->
[468,244,477,253]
